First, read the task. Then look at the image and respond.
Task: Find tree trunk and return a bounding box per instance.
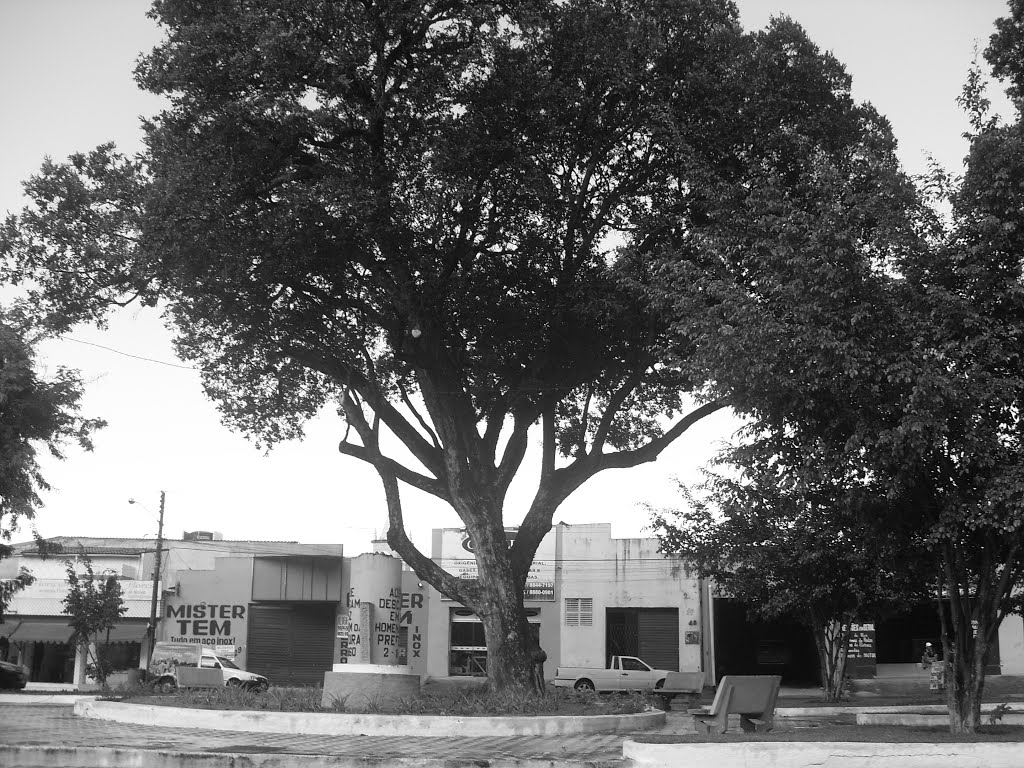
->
[470,522,536,692]
[936,559,993,735]
[944,626,989,734]
[372,454,543,694]
[810,614,849,703]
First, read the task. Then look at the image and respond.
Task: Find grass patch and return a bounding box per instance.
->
[111,683,655,716]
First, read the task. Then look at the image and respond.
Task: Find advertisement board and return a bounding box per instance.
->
[436,528,555,601]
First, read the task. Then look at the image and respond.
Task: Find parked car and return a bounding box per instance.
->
[148,642,268,693]
[552,655,673,692]
[0,660,29,690]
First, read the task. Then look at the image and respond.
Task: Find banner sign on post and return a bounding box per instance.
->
[846,623,877,679]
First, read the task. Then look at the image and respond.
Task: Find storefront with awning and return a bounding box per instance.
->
[0,578,154,684]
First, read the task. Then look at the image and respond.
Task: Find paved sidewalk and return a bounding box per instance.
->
[1,703,633,765]
[4,690,1011,767]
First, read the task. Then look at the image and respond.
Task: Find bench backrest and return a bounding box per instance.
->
[708,675,781,716]
[663,671,705,692]
[177,667,223,688]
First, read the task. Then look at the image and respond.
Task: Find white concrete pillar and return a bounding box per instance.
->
[344,553,403,666]
[72,643,89,686]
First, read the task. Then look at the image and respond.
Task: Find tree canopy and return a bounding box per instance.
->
[646,2,1024,723]
[0,0,920,688]
[653,433,928,701]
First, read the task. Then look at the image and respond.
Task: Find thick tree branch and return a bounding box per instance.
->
[494,411,531,498]
[590,372,646,455]
[377,464,482,609]
[552,398,729,508]
[337,440,449,501]
[283,345,445,478]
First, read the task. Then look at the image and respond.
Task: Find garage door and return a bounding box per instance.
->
[638,608,679,672]
[246,603,336,686]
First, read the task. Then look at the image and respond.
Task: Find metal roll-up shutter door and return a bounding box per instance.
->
[289,604,336,684]
[247,604,336,686]
[638,608,679,672]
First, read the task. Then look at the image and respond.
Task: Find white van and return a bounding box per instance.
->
[148,642,269,692]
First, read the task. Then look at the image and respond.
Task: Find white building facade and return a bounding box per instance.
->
[421,523,708,682]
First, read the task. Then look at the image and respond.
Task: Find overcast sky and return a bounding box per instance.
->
[0,0,1015,554]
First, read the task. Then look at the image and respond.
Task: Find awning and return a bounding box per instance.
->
[0,621,148,644]
[0,621,71,643]
[99,623,149,642]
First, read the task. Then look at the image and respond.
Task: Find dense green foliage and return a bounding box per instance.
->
[653,8,1024,726]
[0,316,102,619]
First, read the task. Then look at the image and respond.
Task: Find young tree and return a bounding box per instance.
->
[0,315,103,619]
[0,0,913,689]
[653,435,926,702]
[870,67,1024,732]
[62,555,128,687]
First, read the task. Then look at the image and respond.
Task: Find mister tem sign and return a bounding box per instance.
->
[166,603,246,645]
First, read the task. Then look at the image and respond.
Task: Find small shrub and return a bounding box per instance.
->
[117,682,652,716]
[323,691,351,712]
[989,703,1013,725]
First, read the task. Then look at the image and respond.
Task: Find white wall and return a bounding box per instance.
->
[999,616,1024,675]
[554,523,703,674]
[11,552,141,581]
[419,523,704,679]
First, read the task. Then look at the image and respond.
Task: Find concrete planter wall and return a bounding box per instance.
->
[624,740,1024,768]
[857,711,1024,726]
[321,663,419,708]
[75,699,665,737]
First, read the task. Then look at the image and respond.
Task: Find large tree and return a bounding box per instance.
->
[0,314,103,620]
[878,63,1024,732]
[0,0,914,689]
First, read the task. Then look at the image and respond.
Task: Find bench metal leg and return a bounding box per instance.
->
[740,715,773,733]
[693,714,728,735]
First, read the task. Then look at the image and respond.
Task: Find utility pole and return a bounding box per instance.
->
[146,491,166,660]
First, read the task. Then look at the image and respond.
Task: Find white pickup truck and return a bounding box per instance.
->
[552,655,673,692]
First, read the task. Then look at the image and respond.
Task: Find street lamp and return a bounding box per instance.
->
[130,492,165,661]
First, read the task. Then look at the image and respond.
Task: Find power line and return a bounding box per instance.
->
[58,336,195,370]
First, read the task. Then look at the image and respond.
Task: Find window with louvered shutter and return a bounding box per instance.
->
[565,597,593,627]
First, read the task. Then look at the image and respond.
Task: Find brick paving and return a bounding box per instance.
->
[1,704,634,764]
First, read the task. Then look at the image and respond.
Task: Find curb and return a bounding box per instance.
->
[0,745,622,768]
[623,740,1024,768]
[0,694,96,706]
[857,711,1024,726]
[775,703,949,717]
[74,699,665,737]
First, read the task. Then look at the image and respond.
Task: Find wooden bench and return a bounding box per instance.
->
[176,666,223,688]
[688,675,781,735]
[656,671,705,709]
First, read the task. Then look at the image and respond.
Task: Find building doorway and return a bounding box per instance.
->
[606,608,679,671]
[712,598,819,685]
[448,609,540,676]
